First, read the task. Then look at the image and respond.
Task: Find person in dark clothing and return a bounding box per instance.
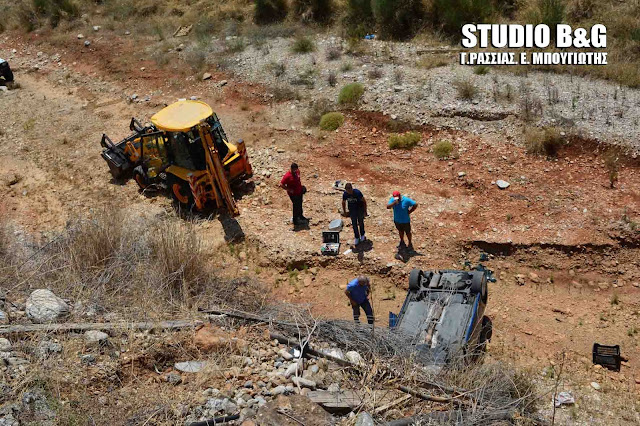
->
[342,183,368,245]
[345,276,374,324]
[279,163,307,225]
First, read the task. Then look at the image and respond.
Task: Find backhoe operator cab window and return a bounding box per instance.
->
[169,132,206,170]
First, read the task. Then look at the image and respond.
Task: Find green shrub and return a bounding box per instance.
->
[474,65,490,75]
[433,140,454,159]
[255,0,288,25]
[292,0,333,23]
[539,0,565,34]
[344,0,375,37]
[338,83,365,105]
[304,99,334,126]
[432,0,494,37]
[291,36,315,53]
[372,0,425,40]
[388,131,421,149]
[319,112,345,130]
[524,127,565,157]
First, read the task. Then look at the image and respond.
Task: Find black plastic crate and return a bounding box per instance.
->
[592,343,621,372]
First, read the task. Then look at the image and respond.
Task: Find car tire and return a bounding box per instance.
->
[409,269,423,292]
[133,166,149,190]
[470,271,488,303]
[480,316,493,343]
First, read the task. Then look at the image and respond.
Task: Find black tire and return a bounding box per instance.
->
[133,166,149,190]
[470,271,488,303]
[480,316,493,343]
[409,269,423,292]
[167,174,194,209]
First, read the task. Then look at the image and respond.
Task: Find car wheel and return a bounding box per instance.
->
[409,269,423,292]
[470,271,488,303]
[481,316,493,343]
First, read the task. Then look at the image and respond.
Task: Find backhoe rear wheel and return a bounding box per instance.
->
[167,175,194,210]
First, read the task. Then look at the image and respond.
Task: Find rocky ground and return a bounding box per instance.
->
[1,24,640,426]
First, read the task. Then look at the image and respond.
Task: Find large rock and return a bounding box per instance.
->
[84,330,109,344]
[26,289,69,323]
[0,338,11,352]
[355,412,374,426]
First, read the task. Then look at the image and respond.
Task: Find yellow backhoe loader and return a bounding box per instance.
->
[100,100,252,215]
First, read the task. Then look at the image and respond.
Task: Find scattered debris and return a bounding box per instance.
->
[496,179,510,189]
[202,73,212,81]
[175,361,206,373]
[173,25,193,37]
[590,381,601,391]
[554,391,575,407]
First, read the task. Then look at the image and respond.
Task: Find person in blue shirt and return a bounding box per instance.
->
[342,183,368,245]
[345,276,374,324]
[387,190,418,251]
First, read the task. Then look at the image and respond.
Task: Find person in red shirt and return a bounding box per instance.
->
[279,163,308,225]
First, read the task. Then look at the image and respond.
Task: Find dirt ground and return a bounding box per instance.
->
[1,29,640,424]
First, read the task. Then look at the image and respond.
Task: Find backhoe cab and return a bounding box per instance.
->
[100,100,252,215]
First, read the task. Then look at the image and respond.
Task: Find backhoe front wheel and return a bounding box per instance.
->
[167,175,194,210]
[133,166,149,190]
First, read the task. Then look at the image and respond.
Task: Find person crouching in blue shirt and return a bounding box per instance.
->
[345,276,374,324]
[342,183,368,246]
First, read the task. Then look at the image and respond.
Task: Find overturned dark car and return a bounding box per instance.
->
[391,268,492,370]
[0,58,13,84]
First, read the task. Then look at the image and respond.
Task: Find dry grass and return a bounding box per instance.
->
[433,139,454,159]
[388,131,421,149]
[453,77,477,100]
[524,126,565,157]
[0,211,262,316]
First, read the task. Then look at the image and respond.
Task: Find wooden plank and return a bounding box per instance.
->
[0,319,203,335]
[307,390,362,412]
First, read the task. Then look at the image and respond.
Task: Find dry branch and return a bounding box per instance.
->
[0,319,203,335]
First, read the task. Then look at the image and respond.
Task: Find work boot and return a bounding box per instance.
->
[397,241,406,249]
[407,244,415,252]
[359,235,366,243]
[353,238,359,245]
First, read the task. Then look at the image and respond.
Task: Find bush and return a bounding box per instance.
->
[388,131,421,149]
[474,65,490,75]
[326,46,342,61]
[432,0,494,37]
[319,112,345,130]
[304,99,334,126]
[372,0,425,40]
[539,0,565,34]
[453,77,478,100]
[291,36,315,53]
[338,83,365,105]
[292,0,333,23]
[255,0,288,25]
[433,140,454,159]
[524,127,565,157]
[344,0,375,37]
[368,67,384,79]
